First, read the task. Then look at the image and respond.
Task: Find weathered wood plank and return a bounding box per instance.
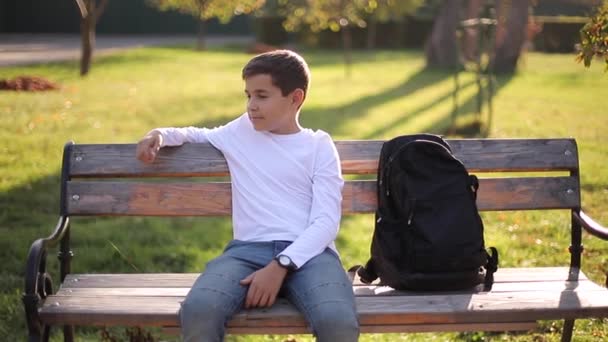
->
[68,139,577,177]
[59,267,589,289]
[70,143,230,177]
[229,321,539,334]
[227,321,538,334]
[39,286,608,327]
[162,321,538,335]
[51,279,604,298]
[476,177,579,210]
[66,177,579,216]
[448,139,578,172]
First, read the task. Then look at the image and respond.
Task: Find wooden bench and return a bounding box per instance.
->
[24,138,608,342]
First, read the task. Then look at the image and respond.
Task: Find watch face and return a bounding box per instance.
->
[278,255,291,267]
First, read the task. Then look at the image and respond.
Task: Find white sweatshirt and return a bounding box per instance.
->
[155,113,344,268]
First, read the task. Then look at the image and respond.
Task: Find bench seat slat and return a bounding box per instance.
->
[66,176,579,216]
[40,267,608,329]
[41,289,546,333]
[41,292,608,327]
[57,267,591,289]
[51,279,604,297]
[68,139,577,177]
[223,321,539,334]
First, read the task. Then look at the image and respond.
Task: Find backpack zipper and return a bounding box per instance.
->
[384,143,411,197]
[407,210,415,225]
[407,198,416,226]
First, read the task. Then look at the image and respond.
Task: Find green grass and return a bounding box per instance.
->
[1,46,607,341]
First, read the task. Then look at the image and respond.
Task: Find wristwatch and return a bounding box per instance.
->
[275,254,295,270]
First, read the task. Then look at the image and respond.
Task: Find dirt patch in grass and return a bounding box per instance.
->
[0,76,59,91]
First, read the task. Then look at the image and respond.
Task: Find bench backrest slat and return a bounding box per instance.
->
[66,176,579,216]
[68,139,578,177]
[63,138,580,216]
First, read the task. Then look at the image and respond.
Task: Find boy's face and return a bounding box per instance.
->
[244,74,303,134]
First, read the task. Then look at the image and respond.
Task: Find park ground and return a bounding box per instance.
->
[0,41,607,341]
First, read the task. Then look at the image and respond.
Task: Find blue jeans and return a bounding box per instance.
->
[180,240,359,342]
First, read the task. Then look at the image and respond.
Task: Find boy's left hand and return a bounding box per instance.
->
[240,260,288,308]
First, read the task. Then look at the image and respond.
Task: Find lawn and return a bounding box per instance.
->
[1,46,607,341]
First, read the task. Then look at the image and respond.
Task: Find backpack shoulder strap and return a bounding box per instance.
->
[484,247,499,290]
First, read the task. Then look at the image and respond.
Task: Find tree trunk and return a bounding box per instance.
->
[80,1,96,76]
[393,18,405,49]
[490,0,530,73]
[197,18,206,50]
[341,25,352,77]
[366,15,377,50]
[425,0,463,69]
[463,0,484,62]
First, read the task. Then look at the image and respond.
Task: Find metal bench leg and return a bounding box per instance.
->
[63,325,74,342]
[23,292,50,342]
[26,326,50,342]
[561,319,574,342]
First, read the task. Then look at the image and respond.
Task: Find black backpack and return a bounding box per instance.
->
[357,134,498,291]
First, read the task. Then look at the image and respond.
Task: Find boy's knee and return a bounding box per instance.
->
[180,297,209,322]
[179,293,231,337]
[311,302,359,342]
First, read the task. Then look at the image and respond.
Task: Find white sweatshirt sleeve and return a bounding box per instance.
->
[153,115,243,150]
[154,126,212,147]
[278,133,344,268]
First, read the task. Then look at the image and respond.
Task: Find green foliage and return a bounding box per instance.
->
[147,0,264,22]
[281,0,368,33]
[280,0,423,33]
[577,1,608,71]
[361,0,424,22]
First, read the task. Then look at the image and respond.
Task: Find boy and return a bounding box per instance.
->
[136,50,359,342]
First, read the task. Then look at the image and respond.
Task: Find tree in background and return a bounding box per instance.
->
[490,0,531,73]
[147,0,264,50]
[74,0,108,76]
[461,0,486,62]
[425,0,532,73]
[252,0,289,46]
[425,0,463,69]
[577,1,608,71]
[282,0,368,76]
[361,0,424,49]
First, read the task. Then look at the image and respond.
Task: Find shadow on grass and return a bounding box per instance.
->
[362,77,478,139]
[301,67,513,140]
[301,66,452,136]
[421,72,516,137]
[301,48,424,68]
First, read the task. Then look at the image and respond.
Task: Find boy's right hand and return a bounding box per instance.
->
[136,131,162,163]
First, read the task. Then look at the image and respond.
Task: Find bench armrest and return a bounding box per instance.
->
[574,210,608,240]
[23,216,70,335]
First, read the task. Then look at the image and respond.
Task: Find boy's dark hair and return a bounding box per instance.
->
[242,50,310,97]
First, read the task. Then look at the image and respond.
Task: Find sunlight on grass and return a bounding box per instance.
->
[1,47,607,341]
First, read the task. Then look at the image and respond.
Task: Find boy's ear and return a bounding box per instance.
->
[291,88,305,108]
